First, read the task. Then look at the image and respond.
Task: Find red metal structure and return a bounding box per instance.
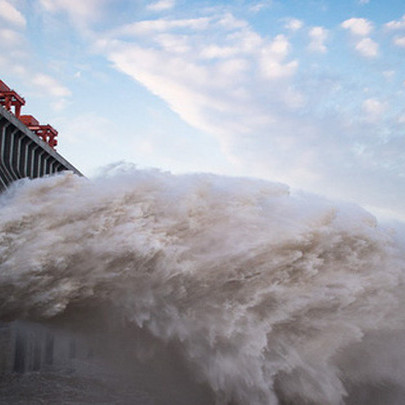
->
[20,115,58,149]
[0,79,59,150]
[0,79,25,118]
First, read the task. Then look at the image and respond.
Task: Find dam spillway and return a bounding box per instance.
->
[0,83,88,388]
[0,102,82,192]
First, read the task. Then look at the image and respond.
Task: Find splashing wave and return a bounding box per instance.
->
[0,170,404,404]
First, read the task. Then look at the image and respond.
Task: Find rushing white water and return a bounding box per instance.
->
[0,169,405,405]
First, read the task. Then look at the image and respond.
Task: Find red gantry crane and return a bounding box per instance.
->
[0,79,25,118]
[19,115,58,149]
[0,79,58,149]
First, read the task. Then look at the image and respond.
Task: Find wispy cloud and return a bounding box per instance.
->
[393,36,405,47]
[39,0,110,26]
[92,7,405,218]
[385,15,405,30]
[0,0,26,27]
[382,70,395,78]
[98,12,301,148]
[0,2,29,81]
[308,26,328,53]
[248,1,273,13]
[147,0,176,12]
[362,97,387,121]
[32,73,71,98]
[284,18,303,31]
[113,17,212,36]
[0,28,24,46]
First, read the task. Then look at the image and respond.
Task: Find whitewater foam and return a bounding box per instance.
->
[0,170,404,404]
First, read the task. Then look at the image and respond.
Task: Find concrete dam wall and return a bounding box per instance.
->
[0,106,82,192]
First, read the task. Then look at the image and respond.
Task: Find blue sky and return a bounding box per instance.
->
[1,0,405,220]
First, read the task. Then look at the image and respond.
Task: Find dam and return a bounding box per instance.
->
[0,81,86,378]
[0,79,82,192]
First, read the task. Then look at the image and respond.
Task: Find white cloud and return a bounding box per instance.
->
[308,26,328,53]
[107,43,254,138]
[285,18,303,31]
[260,58,298,79]
[341,18,373,36]
[385,15,405,30]
[227,30,263,53]
[358,0,370,4]
[249,1,272,13]
[382,70,395,80]
[0,28,23,46]
[147,0,176,12]
[92,8,405,219]
[355,37,378,57]
[340,18,378,58]
[32,74,71,98]
[216,58,250,77]
[39,0,109,25]
[0,57,27,77]
[362,97,386,121]
[393,36,405,47]
[155,33,191,54]
[260,35,298,79]
[0,15,29,84]
[217,13,248,30]
[99,16,300,147]
[114,17,211,36]
[0,0,26,27]
[200,45,238,59]
[267,34,290,57]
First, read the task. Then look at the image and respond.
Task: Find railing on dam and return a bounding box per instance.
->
[0,106,82,192]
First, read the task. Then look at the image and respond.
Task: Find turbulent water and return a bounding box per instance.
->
[0,169,405,405]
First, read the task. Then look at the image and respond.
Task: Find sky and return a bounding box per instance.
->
[1,0,405,220]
